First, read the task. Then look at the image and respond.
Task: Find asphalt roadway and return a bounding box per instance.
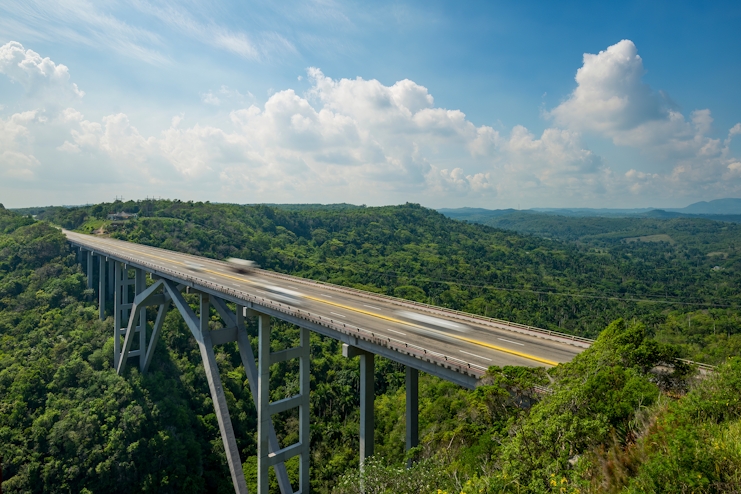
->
[64,230,585,374]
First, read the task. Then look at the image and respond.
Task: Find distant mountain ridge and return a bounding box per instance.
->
[668,198,741,215]
[439,198,741,221]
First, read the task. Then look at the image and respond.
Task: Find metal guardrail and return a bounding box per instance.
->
[70,240,486,380]
[677,358,717,372]
[255,268,595,348]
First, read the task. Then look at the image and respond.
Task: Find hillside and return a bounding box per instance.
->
[1,203,741,493]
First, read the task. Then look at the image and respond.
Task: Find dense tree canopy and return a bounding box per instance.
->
[2,202,740,493]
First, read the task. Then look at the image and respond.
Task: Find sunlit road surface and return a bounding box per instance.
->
[65,230,586,376]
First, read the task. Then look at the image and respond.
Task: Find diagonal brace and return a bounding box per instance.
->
[117,279,166,374]
[211,297,293,494]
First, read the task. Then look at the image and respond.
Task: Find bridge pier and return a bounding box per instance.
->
[98,255,106,320]
[343,345,420,470]
[115,267,150,374]
[360,351,375,464]
[107,258,114,303]
[342,344,375,465]
[86,250,93,290]
[256,312,311,494]
[113,262,133,369]
[405,367,418,467]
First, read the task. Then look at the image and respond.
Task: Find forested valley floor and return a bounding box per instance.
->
[2,200,741,493]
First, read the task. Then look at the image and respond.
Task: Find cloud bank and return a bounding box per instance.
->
[1,39,739,207]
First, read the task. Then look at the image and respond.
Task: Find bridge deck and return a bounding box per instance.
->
[65,230,587,388]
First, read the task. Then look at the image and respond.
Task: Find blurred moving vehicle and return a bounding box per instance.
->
[394,310,470,335]
[260,285,304,306]
[185,261,204,272]
[227,258,260,274]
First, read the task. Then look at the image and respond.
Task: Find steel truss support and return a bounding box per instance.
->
[149,286,299,494]
[157,283,248,493]
[113,261,130,367]
[212,300,294,494]
[256,312,311,494]
[116,274,170,375]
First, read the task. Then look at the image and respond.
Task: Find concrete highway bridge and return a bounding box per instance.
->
[65,230,591,494]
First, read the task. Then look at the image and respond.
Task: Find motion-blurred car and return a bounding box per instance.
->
[185,261,204,272]
[227,258,259,274]
[260,285,304,306]
[394,310,471,338]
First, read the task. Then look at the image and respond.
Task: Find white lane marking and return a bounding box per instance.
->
[386,328,406,336]
[323,295,333,298]
[460,350,492,361]
[329,312,346,318]
[497,337,524,346]
[364,304,382,310]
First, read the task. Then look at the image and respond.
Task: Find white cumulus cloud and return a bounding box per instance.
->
[0,111,42,180]
[43,68,609,203]
[4,40,740,208]
[549,39,741,199]
[0,41,84,98]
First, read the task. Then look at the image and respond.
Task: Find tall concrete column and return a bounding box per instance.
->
[113,262,122,366]
[342,344,377,467]
[298,327,311,493]
[86,251,93,289]
[257,313,271,494]
[107,258,114,302]
[359,352,375,464]
[405,367,419,468]
[98,255,106,320]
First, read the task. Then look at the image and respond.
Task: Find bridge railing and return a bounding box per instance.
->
[255,268,596,347]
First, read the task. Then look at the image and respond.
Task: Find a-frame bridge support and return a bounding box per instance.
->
[109,260,305,494]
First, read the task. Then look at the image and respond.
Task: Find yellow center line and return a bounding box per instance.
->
[71,234,558,366]
[302,294,558,366]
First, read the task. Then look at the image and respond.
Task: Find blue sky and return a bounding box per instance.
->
[1,0,740,208]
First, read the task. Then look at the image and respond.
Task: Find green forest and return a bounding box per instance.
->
[2,200,741,492]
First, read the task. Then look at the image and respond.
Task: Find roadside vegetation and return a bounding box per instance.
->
[1,201,740,492]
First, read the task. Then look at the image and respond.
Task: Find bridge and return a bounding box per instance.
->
[65,230,591,494]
